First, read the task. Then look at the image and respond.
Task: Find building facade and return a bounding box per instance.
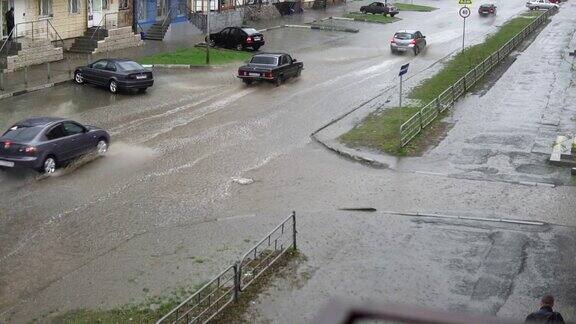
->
[134,0,188,29]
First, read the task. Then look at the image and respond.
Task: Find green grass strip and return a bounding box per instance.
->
[394,3,437,12]
[138,47,252,66]
[344,12,401,24]
[340,11,542,155]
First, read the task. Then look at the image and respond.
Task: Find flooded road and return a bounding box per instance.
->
[1,0,574,322]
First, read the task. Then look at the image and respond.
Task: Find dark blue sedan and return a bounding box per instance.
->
[0,117,110,174]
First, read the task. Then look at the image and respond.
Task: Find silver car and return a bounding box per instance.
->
[526,0,559,10]
[390,30,427,55]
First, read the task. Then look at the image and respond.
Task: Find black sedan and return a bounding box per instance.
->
[74,59,154,94]
[207,27,265,51]
[237,53,303,86]
[0,117,110,174]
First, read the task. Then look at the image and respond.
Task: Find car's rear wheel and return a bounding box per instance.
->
[109,80,118,94]
[253,45,261,51]
[243,79,253,85]
[390,13,395,17]
[236,44,243,51]
[96,139,109,156]
[74,71,84,84]
[274,75,283,87]
[414,46,420,56]
[40,156,57,175]
[138,88,147,94]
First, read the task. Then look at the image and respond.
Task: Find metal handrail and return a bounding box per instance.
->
[90,12,116,40]
[0,27,16,55]
[160,7,174,30]
[46,19,66,49]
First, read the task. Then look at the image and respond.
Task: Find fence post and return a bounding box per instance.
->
[0,71,4,91]
[47,62,51,81]
[451,85,455,104]
[24,66,28,87]
[291,211,297,251]
[233,263,240,302]
[436,97,441,112]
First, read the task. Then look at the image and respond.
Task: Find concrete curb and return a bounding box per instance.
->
[379,210,547,226]
[141,64,226,69]
[0,79,72,100]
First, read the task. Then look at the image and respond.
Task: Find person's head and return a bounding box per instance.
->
[541,295,555,308]
[9,7,13,11]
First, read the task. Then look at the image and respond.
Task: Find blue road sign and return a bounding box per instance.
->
[399,63,409,76]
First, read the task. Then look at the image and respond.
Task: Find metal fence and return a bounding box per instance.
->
[156,212,297,324]
[399,8,555,147]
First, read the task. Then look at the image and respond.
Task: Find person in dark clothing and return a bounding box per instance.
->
[526,295,565,323]
[5,7,14,40]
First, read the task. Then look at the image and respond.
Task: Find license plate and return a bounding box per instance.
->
[0,160,14,167]
[396,48,407,52]
[253,37,261,41]
[249,72,260,76]
[136,75,147,79]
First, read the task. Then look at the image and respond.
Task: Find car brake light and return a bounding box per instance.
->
[238,69,244,76]
[4,141,11,148]
[390,37,396,44]
[264,72,272,78]
[410,39,417,45]
[24,146,37,154]
[246,36,253,44]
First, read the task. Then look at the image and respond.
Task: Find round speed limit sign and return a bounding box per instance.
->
[459,6,471,18]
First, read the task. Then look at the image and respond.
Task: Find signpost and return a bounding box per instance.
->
[399,63,409,108]
[459,5,471,51]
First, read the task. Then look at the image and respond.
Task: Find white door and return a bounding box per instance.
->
[92,0,104,26]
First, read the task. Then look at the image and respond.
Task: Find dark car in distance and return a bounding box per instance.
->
[237,53,303,86]
[478,4,497,15]
[360,2,399,16]
[74,59,154,94]
[0,117,110,174]
[207,27,265,51]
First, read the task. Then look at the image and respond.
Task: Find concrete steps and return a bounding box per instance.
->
[144,22,170,41]
[68,27,108,53]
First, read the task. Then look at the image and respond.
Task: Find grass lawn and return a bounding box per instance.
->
[138,47,252,66]
[344,12,401,24]
[394,2,437,12]
[340,12,542,155]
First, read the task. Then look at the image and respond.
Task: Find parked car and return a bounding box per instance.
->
[207,27,265,51]
[360,2,399,16]
[526,0,559,10]
[0,117,110,174]
[237,53,303,86]
[74,59,154,94]
[390,30,427,55]
[478,3,497,16]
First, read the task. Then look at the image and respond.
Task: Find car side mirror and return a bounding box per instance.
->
[422,36,426,39]
[292,59,298,63]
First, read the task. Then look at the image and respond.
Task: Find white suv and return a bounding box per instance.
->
[526,0,559,10]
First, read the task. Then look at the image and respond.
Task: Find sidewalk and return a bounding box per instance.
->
[0,5,350,99]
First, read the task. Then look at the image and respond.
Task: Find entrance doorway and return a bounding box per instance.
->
[156,0,170,20]
[1,0,14,39]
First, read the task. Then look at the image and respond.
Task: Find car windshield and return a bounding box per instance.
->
[480,4,492,8]
[395,33,414,40]
[117,61,145,71]
[1,125,42,142]
[242,28,259,35]
[250,56,277,65]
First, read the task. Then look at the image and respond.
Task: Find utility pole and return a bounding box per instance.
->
[205,0,211,65]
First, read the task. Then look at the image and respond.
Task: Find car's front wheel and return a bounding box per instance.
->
[109,80,118,94]
[138,88,147,94]
[236,44,243,51]
[253,45,261,51]
[74,71,84,84]
[96,139,109,156]
[390,13,395,17]
[39,156,57,175]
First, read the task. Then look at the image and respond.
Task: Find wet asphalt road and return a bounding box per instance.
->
[1,0,575,322]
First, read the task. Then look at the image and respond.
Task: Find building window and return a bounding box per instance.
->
[39,0,53,17]
[119,0,129,10]
[69,0,79,13]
